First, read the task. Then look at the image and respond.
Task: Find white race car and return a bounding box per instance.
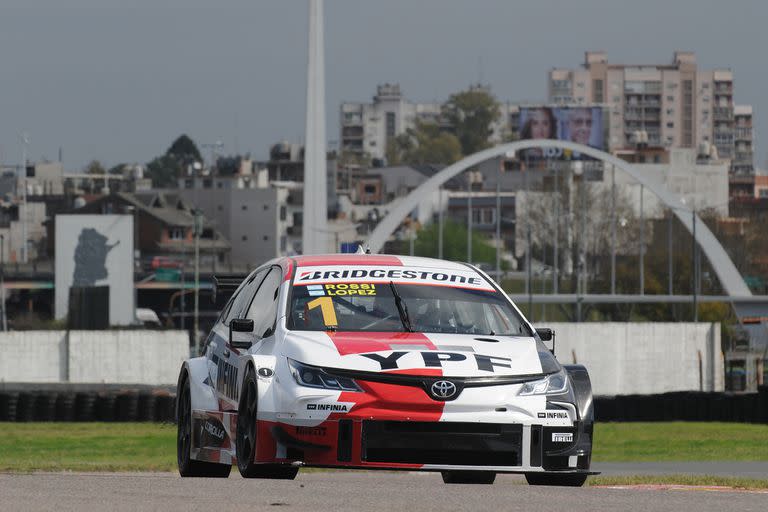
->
[176,255,594,485]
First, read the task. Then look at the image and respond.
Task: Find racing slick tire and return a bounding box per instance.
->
[177,372,232,478]
[441,471,496,484]
[524,473,588,487]
[236,366,299,480]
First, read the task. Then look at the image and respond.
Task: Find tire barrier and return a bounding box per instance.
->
[595,388,768,423]
[1,388,765,423]
[74,392,97,422]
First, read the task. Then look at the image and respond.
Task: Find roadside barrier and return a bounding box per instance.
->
[594,388,768,423]
[0,388,765,423]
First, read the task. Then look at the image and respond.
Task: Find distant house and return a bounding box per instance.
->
[47,191,231,268]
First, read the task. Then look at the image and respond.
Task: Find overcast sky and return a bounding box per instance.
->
[1,0,766,170]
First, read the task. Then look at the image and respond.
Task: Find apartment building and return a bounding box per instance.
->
[549,52,754,175]
[340,84,515,164]
[733,105,755,176]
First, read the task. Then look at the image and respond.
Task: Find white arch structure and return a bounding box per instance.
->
[366,139,752,298]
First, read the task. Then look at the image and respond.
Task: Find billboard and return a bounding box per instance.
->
[55,215,134,326]
[518,106,605,158]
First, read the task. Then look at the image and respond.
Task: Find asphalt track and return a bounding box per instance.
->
[1,471,766,512]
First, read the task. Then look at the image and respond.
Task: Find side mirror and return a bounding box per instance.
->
[535,327,556,355]
[229,318,255,349]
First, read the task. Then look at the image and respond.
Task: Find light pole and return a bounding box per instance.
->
[193,209,202,355]
[438,187,444,259]
[19,132,30,264]
[495,158,501,279]
[467,172,473,264]
[0,234,6,331]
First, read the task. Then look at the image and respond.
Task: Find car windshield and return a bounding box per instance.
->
[289,275,531,336]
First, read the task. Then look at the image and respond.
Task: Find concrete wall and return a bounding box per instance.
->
[0,330,189,385]
[546,322,723,396]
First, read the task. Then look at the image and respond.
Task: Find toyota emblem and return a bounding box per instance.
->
[431,380,457,400]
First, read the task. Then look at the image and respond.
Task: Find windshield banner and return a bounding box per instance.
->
[294,266,495,291]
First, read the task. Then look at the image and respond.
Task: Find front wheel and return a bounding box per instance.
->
[441,471,496,484]
[236,367,298,480]
[525,473,588,487]
[177,373,231,478]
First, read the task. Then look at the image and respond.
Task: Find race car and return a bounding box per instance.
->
[176,254,594,485]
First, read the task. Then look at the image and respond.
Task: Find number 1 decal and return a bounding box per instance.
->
[306,296,338,327]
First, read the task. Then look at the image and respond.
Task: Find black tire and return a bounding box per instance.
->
[525,473,588,487]
[236,367,298,480]
[441,471,496,484]
[177,372,232,478]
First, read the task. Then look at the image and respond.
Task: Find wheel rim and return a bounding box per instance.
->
[237,377,257,470]
[177,384,191,467]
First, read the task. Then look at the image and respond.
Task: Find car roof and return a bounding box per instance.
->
[291,254,471,271]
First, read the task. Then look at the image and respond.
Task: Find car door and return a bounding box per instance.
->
[242,266,283,356]
[208,268,268,408]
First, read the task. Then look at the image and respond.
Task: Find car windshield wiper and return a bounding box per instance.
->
[389,281,414,332]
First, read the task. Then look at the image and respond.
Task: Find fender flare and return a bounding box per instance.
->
[563,365,593,422]
[239,355,279,414]
[178,357,219,414]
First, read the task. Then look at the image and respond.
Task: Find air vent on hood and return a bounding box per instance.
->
[474,337,500,343]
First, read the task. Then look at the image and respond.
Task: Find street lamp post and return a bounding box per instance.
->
[0,234,6,331]
[193,209,202,355]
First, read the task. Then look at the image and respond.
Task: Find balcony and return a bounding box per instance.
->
[713,107,733,121]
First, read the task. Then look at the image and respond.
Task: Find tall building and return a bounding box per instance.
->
[340,83,442,163]
[340,83,516,165]
[549,51,755,175]
[733,105,754,176]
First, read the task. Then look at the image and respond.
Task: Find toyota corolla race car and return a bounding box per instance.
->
[176,255,594,485]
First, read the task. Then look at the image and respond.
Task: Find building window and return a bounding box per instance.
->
[217,205,223,211]
[280,206,287,221]
[263,235,269,241]
[666,96,674,102]
[203,179,212,188]
[592,79,603,103]
[386,112,396,137]
[242,205,247,211]
[666,122,674,128]
[263,204,269,211]
[184,179,193,188]
[169,228,184,240]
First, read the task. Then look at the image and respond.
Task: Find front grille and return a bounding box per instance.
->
[362,421,522,466]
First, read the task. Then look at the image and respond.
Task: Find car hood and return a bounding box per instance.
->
[283,330,544,377]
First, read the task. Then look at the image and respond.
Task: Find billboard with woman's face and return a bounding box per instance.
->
[519,106,604,152]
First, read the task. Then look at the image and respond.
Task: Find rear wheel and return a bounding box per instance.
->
[441,471,496,484]
[236,367,298,480]
[177,373,231,478]
[525,473,588,487]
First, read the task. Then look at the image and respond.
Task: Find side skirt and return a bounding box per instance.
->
[190,410,238,465]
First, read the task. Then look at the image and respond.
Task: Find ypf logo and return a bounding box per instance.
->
[430,380,458,400]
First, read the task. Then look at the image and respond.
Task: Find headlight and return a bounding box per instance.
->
[288,359,362,392]
[518,369,568,396]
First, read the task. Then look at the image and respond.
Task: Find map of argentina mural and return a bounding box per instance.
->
[55,215,134,325]
[73,228,120,287]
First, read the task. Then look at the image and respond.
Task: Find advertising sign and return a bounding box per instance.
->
[519,106,605,158]
[55,214,134,325]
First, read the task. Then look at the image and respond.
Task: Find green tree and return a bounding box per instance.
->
[145,154,181,188]
[387,120,462,166]
[413,219,504,267]
[442,85,500,155]
[84,160,106,175]
[167,134,202,164]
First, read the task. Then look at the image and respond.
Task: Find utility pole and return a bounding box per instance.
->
[0,234,6,331]
[553,161,559,294]
[692,208,698,322]
[20,132,29,264]
[467,172,473,264]
[438,187,444,260]
[610,164,616,294]
[495,158,501,279]
[639,185,644,295]
[193,209,202,355]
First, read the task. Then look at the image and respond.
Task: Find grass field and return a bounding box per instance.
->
[1,422,767,476]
